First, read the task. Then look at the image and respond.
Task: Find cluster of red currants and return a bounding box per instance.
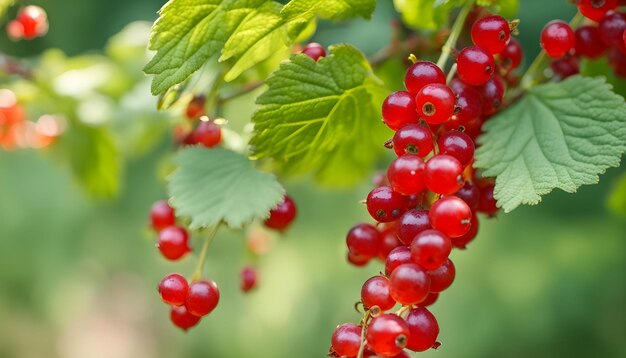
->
[329,13,521,358]
[6,5,48,41]
[541,0,626,79]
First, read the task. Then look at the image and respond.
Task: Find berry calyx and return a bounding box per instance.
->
[471,15,511,54]
[389,263,431,305]
[392,124,434,157]
[457,46,495,85]
[405,308,440,352]
[157,226,191,260]
[424,154,465,195]
[361,275,397,312]
[150,199,176,231]
[331,323,362,357]
[540,20,575,58]
[185,280,220,317]
[404,61,446,95]
[387,155,426,195]
[264,195,297,230]
[159,273,189,306]
[415,84,456,124]
[170,305,201,331]
[366,314,411,357]
[382,91,419,130]
[366,186,407,223]
[302,42,326,61]
[410,229,452,270]
[429,196,472,238]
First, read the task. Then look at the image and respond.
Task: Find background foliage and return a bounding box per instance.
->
[0,1,624,358]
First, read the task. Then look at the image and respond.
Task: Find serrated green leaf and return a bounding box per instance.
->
[393,0,465,31]
[607,173,626,217]
[168,147,285,229]
[475,76,626,212]
[144,0,304,95]
[281,0,376,22]
[251,44,391,186]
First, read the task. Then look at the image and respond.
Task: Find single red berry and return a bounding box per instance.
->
[361,275,397,311]
[185,280,220,317]
[385,246,412,276]
[405,308,440,352]
[575,26,607,58]
[448,80,483,126]
[379,226,402,260]
[331,323,362,357]
[540,21,575,58]
[417,292,439,307]
[387,155,426,195]
[159,273,189,306]
[599,12,626,52]
[389,263,430,305]
[471,15,511,54]
[397,209,431,246]
[424,154,465,195]
[16,6,48,40]
[6,20,24,40]
[170,305,201,331]
[186,96,206,119]
[404,193,425,211]
[240,266,258,293]
[478,74,506,115]
[264,195,297,230]
[366,186,407,223]
[150,199,176,231]
[348,251,371,266]
[550,56,580,80]
[366,314,410,357]
[478,184,499,216]
[302,42,326,61]
[415,84,456,124]
[392,124,434,157]
[457,46,495,85]
[382,91,419,130]
[429,196,472,238]
[404,61,446,95]
[437,130,475,167]
[455,181,480,210]
[410,229,452,270]
[451,213,479,249]
[188,121,222,147]
[577,0,618,22]
[428,259,456,293]
[608,47,626,77]
[157,226,191,260]
[347,223,381,259]
[498,38,523,71]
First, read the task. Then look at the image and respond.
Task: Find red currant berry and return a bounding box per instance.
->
[240,266,258,293]
[186,96,206,119]
[410,229,452,270]
[577,0,618,22]
[540,21,575,58]
[6,20,24,40]
[428,259,456,293]
[170,305,201,331]
[575,26,607,58]
[415,84,456,124]
[424,154,465,195]
[599,12,626,51]
[449,81,483,125]
[392,124,434,157]
[478,74,506,115]
[498,38,523,71]
[188,121,222,147]
[185,280,220,317]
[366,186,407,223]
[397,209,431,246]
[457,46,495,85]
[471,15,511,54]
[366,314,410,357]
[150,199,176,231]
[478,184,499,216]
[264,195,297,230]
[385,246,412,276]
[404,61,446,95]
[404,192,425,211]
[387,155,426,195]
[608,47,626,77]
[302,42,326,61]
[159,273,188,306]
[16,6,48,40]
[379,226,402,260]
[347,223,381,259]
[417,292,439,307]
[361,275,397,312]
[331,323,362,357]
[157,226,191,260]
[429,196,472,238]
[389,263,430,305]
[437,130,475,167]
[451,213,479,249]
[382,91,419,131]
[550,56,580,80]
[348,251,371,266]
[455,181,480,210]
[405,308,440,352]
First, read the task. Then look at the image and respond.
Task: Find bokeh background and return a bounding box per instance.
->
[1,1,625,357]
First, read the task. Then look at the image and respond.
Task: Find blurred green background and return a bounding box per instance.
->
[1,1,625,357]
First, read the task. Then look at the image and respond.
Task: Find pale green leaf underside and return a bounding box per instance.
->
[168,147,284,229]
[251,44,391,186]
[475,76,626,212]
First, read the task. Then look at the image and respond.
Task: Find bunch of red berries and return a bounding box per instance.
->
[329,13,520,358]
[541,0,626,79]
[6,6,48,41]
[174,96,223,148]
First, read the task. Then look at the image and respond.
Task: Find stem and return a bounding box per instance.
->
[436,1,474,70]
[356,311,372,358]
[446,63,458,83]
[190,224,220,282]
[217,81,264,105]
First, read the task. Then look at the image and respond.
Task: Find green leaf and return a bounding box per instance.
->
[168,147,285,229]
[580,57,626,99]
[144,0,304,95]
[475,76,626,212]
[607,173,626,217]
[281,0,376,22]
[251,44,391,186]
[0,0,13,18]
[393,0,464,31]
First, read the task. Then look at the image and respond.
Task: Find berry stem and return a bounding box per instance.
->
[356,310,372,358]
[446,63,458,84]
[190,224,220,282]
[436,0,474,70]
